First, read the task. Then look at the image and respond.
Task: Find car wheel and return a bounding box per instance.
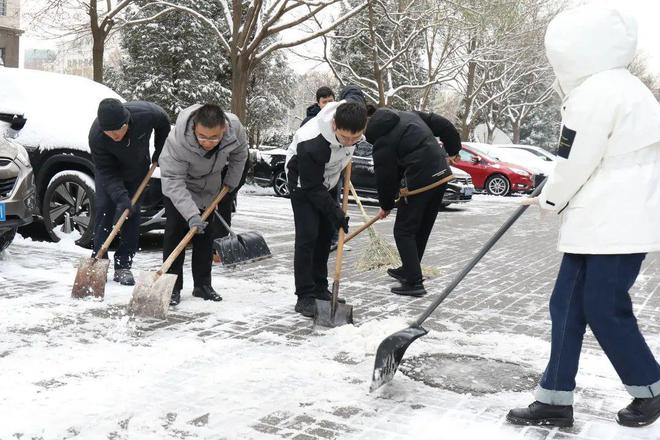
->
[42,171,95,248]
[0,228,17,253]
[272,168,290,197]
[485,174,511,196]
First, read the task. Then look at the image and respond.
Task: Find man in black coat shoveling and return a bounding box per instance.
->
[285,85,367,317]
[365,108,461,297]
[89,98,170,286]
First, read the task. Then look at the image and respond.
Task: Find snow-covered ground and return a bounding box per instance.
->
[1,192,658,439]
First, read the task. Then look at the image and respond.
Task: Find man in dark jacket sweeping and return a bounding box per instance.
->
[286,86,367,317]
[159,103,248,306]
[89,98,170,286]
[366,108,461,297]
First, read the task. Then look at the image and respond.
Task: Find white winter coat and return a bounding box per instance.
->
[539,6,660,254]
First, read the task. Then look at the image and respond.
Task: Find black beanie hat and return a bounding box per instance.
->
[98,98,130,131]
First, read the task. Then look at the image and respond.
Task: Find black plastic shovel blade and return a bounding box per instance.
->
[370,324,428,392]
[313,299,354,328]
[213,232,271,267]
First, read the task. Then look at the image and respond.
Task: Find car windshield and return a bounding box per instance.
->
[464,145,498,162]
[354,141,373,158]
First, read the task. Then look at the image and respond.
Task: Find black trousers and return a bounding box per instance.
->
[92,176,143,270]
[393,185,446,283]
[291,190,335,298]
[163,197,217,292]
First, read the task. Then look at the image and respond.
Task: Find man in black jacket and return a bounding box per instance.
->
[366,109,461,296]
[89,98,170,285]
[300,86,335,127]
[286,86,367,317]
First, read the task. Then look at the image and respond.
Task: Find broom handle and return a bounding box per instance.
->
[96,162,158,260]
[349,182,371,222]
[158,186,230,275]
[332,163,352,287]
[343,215,379,244]
[413,180,546,326]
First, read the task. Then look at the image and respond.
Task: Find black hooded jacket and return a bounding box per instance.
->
[300,103,321,127]
[365,109,461,210]
[89,101,170,203]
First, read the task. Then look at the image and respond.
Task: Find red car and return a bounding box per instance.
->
[453,144,534,196]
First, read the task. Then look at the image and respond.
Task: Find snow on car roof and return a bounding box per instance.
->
[0,67,123,152]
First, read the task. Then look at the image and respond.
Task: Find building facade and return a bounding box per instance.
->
[0,0,21,67]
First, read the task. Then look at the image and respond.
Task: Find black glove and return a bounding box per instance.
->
[339,216,350,234]
[10,115,27,131]
[188,214,207,234]
[116,194,134,217]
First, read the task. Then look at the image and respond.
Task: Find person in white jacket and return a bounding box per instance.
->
[507,6,660,428]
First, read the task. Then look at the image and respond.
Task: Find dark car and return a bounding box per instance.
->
[251,142,474,207]
[0,67,165,248]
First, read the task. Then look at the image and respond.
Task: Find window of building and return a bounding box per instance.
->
[0,48,5,66]
[0,0,6,16]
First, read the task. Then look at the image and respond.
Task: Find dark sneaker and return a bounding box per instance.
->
[506,401,574,427]
[391,281,427,297]
[616,395,660,427]
[113,269,135,286]
[192,285,223,302]
[387,267,406,282]
[294,296,316,317]
[315,288,346,304]
[169,289,181,306]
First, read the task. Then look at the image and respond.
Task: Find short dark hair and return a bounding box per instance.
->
[334,102,367,133]
[316,86,335,103]
[192,104,226,128]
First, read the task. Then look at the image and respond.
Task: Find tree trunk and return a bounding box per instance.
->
[230,58,250,121]
[460,37,478,140]
[367,0,386,106]
[89,1,105,83]
[512,120,521,144]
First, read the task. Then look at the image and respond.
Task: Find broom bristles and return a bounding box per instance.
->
[355,227,441,278]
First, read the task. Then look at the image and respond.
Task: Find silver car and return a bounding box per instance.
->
[0,136,37,252]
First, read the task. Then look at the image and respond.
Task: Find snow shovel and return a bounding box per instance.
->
[127,186,231,319]
[314,163,354,328]
[370,180,546,392]
[72,163,158,299]
[212,210,272,267]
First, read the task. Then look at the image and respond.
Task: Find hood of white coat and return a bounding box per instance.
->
[545,6,637,94]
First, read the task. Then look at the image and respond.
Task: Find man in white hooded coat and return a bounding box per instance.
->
[507,6,660,428]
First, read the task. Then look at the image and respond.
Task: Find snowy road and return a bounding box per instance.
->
[1,188,659,440]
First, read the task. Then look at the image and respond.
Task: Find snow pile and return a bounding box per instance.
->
[0,67,123,151]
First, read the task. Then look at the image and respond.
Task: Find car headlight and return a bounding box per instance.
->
[511,168,530,176]
[14,144,31,168]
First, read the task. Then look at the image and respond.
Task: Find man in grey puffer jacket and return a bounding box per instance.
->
[159,103,248,306]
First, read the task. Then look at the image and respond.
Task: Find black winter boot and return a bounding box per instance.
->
[387,267,406,282]
[506,401,574,427]
[391,280,427,297]
[113,269,135,286]
[616,395,660,427]
[294,295,316,317]
[169,289,181,306]
[192,285,222,302]
[315,287,346,304]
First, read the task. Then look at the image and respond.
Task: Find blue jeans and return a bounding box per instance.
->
[537,253,660,405]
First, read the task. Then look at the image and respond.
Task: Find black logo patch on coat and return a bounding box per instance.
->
[558,126,576,159]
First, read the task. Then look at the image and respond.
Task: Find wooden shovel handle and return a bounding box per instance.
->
[96,162,158,260]
[333,163,352,284]
[159,186,230,275]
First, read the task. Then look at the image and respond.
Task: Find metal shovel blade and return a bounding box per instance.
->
[71,257,110,299]
[127,271,177,319]
[313,299,354,328]
[370,324,428,392]
[213,232,271,267]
